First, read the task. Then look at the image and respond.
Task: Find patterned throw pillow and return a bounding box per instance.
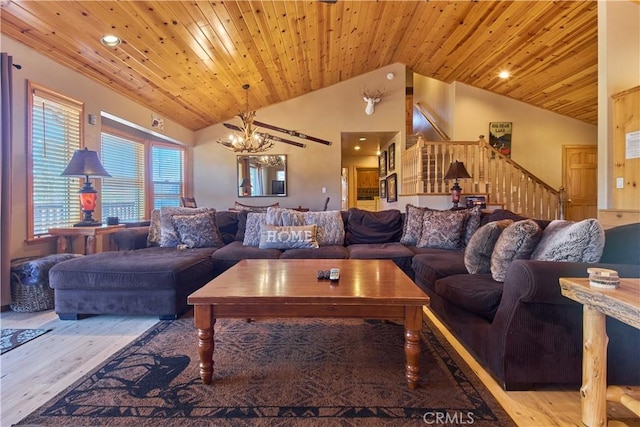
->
[302,210,345,246]
[463,206,483,245]
[265,208,344,246]
[265,207,305,226]
[258,224,319,249]
[242,212,268,246]
[531,219,604,263]
[159,207,216,248]
[147,208,161,246]
[490,219,542,282]
[464,219,513,274]
[400,204,432,246]
[171,211,225,249]
[417,210,469,250]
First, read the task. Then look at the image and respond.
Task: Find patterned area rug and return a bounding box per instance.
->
[16,313,515,426]
[0,328,51,355]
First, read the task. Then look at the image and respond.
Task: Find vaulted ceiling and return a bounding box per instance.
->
[1,1,598,131]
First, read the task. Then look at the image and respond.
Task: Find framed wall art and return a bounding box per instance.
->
[386,173,397,202]
[379,178,387,199]
[378,151,387,177]
[388,143,396,171]
[489,122,512,157]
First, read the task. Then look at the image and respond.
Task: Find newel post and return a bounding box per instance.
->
[558,186,566,220]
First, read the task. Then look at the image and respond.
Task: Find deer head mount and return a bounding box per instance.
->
[362,88,384,115]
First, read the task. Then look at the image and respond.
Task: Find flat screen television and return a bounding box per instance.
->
[271,180,285,195]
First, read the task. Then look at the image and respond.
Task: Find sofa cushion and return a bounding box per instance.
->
[281,245,349,259]
[490,219,542,282]
[345,208,403,245]
[242,212,268,246]
[158,207,215,248]
[216,211,240,244]
[531,218,604,263]
[599,222,640,265]
[464,219,513,274]
[171,211,225,249]
[434,274,503,321]
[347,242,415,259]
[417,210,469,250]
[212,240,282,261]
[400,204,432,246]
[480,208,551,229]
[411,251,467,291]
[50,246,216,291]
[258,224,319,249]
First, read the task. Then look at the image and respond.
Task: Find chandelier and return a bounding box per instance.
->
[217,84,274,153]
[256,155,285,167]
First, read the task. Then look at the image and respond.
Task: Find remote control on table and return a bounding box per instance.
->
[329,268,340,281]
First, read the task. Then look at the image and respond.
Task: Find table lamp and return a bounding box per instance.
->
[61,147,111,227]
[239,177,252,196]
[443,161,472,208]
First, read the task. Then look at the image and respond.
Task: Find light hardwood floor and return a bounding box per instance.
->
[0,307,638,426]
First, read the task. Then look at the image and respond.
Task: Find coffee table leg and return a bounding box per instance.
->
[405,305,423,389]
[194,305,215,384]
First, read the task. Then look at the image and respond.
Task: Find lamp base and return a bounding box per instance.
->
[73,220,103,227]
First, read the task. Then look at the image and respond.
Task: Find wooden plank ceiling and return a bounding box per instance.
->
[0,0,598,131]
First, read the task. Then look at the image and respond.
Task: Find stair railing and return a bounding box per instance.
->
[401,136,565,220]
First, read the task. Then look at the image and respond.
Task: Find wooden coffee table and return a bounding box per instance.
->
[187,259,430,389]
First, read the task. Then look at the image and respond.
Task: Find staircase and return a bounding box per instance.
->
[401,136,565,220]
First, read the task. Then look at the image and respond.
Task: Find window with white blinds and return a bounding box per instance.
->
[152,144,184,209]
[28,83,83,238]
[100,132,146,221]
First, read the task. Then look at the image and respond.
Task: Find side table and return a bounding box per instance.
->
[559,277,640,427]
[48,224,125,255]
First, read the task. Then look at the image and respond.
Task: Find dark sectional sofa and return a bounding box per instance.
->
[49,207,640,390]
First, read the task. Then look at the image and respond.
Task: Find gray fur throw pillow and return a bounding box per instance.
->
[242,212,268,246]
[464,219,513,274]
[531,219,604,263]
[491,219,542,282]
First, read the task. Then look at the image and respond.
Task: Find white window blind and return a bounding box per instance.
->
[101,132,146,221]
[152,145,184,209]
[29,86,83,237]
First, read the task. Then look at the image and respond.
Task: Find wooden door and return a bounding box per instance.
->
[563,145,598,221]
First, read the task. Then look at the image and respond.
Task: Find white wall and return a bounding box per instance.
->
[411,76,597,190]
[2,35,193,262]
[193,63,407,212]
[598,0,640,208]
[452,82,597,189]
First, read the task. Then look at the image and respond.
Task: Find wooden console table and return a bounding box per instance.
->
[49,224,125,255]
[559,277,640,427]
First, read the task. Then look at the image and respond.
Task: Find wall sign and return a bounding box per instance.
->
[489,122,512,157]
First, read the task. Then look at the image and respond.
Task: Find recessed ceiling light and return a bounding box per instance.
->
[354,146,361,151]
[376,150,381,156]
[359,137,366,141]
[498,71,510,79]
[101,35,121,47]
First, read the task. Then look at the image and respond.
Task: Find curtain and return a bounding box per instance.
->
[1,52,14,306]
